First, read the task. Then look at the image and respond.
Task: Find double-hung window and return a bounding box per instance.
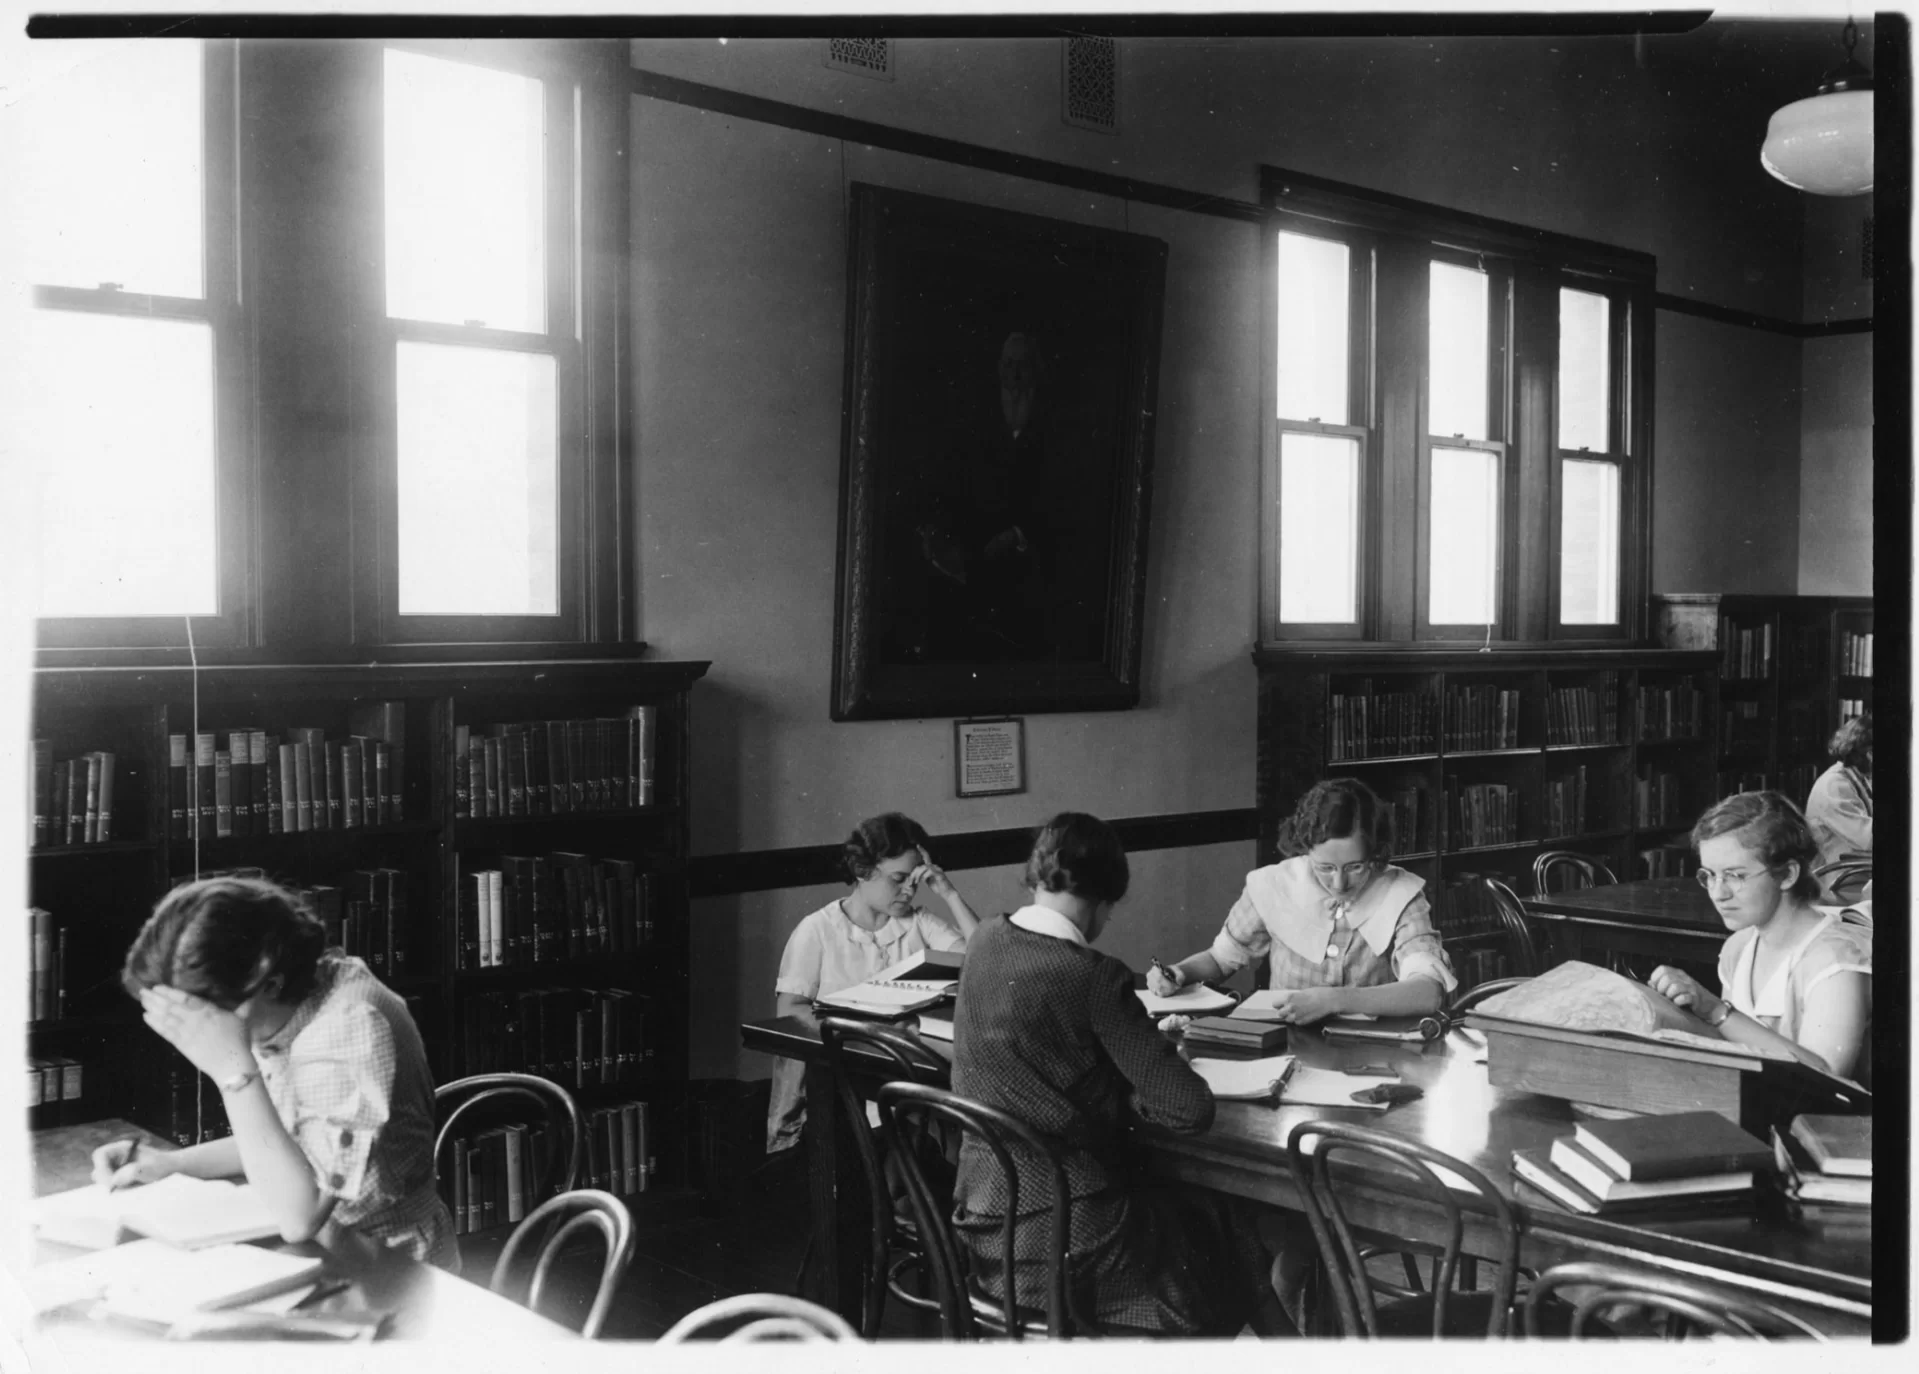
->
[1260,167,1650,646]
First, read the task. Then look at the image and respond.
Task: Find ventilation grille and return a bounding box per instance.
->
[1062,36,1119,133]
[824,38,893,81]
[1862,215,1875,280]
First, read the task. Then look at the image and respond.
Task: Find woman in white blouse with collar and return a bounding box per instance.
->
[1650,791,1871,1084]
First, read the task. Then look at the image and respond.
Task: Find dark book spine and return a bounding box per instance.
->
[454,725,470,819]
[32,739,52,847]
[167,734,188,841]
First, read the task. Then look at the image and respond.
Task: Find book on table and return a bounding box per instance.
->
[1771,1125,1871,1206]
[815,953,961,1018]
[914,1009,954,1042]
[1547,1136,1755,1204]
[1510,1150,1752,1218]
[1789,1114,1871,1178]
[29,1175,282,1251]
[1181,1016,1287,1053]
[1572,1109,1770,1182]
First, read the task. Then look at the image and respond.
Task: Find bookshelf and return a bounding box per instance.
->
[26,654,708,1233]
[1653,595,1872,809]
[1256,647,1722,990]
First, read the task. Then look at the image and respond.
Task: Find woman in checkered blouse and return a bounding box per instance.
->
[1147,777,1456,1022]
[94,875,459,1269]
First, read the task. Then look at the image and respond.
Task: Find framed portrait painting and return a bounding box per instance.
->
[830,183,1168,721]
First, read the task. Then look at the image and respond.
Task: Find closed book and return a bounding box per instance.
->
[527,723,549,814]
[503,1124,527,1223]
[1182,1017,1288,1053]
[343,738,365,828]
[93,752,115,842]
[621,1102,640,1195]
[465,1142,484,1233]
[32,739,53,846]
[454,725,470,817]
[276,743,298,833]
[292,742,314,832]
[1771,1126,1871,1206]
[66,756,88,844]
[384,869,407,974]
[1573,1110,1770,1182]
[630,704,656,806]
[167,734,189,840]
[248,731,269,830]
[566,720,587,810]
[346,700,405,822]
[51,761,71,846]
[482,736,501,818]
[1512,1149,1751,1218]
[323,745,343,830]
[31,908,53,1021]
[1790,1115,1871,1178]
[545,721,570,813]
[372,741,391,826]
[451,1138,469,1234]
[213,749,234,836]
[500,725,527,815]
[467,735,486,817]
[224,732,252,837]
[487,870,505,970]
[460,868,482,971]
[1548,1136,1753,1203]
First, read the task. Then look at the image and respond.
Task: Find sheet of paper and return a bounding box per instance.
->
[28,1174,220,1250]
[117,1176,281,1249]
[1230,993,1377,1023]
[1278,1065,1395,1110]
[98,1243,325,1323]
[1190,1055,1294,1100]
[1137,984,1235,1015]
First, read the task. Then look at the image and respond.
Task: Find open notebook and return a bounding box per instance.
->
[815,951,962,1018]
[25,1238,322,1318]
[1137,984,1236,1016]
[30,1175,282,1251]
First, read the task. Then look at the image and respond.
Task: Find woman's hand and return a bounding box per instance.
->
[1648,965,1724,1022]
[1264,987,1343,1025]
[911,858,958,904]
[139,985,258,1083]
[1146,961,1188,997]
[91,1139,178,1191]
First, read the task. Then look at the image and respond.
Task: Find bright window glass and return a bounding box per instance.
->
[1276,231,1350,424]
[396,342,558,615]
[22,311,218,616]
[1429,445,1499,625]
[1277,432,1360,623]
[1559,288,1611,451]
[21,41,203,298]
[1560,458,1621,624]
[1428,261,1489,441]
[384,49,546,331]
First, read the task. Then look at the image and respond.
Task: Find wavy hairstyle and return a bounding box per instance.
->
[1828,711,1872,772]
[1024,812,1130,905]
[123,874,329,1010]
[1691,790,1821,901]
[1275,778,1395,859]
[840,812,933,884]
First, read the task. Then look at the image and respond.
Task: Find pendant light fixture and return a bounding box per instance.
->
[1761,20,1874,196]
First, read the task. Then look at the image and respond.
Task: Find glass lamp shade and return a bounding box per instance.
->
[1761,89,1874,196]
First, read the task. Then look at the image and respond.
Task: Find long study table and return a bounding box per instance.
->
[1521,876,1729,974]
[21,1118,576,1343]
[742,1012,1871,1336]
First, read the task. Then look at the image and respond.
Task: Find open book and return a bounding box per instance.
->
[24,1238,321,1317]
[1138,983,1236,1016]
[30,1175,283,1251]
[815,951,961,1018]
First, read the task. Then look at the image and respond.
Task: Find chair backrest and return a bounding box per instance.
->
[1285,1118,1519,1338]
[1448,975,1528,1016]
[876,1081,1073,1340]
[1524,1260,1830,1339]
[490,1188,634,1338]
[1476,875,1542,977]
[1813,857,1872,906]
[435,1072,583,1203]
[658,1292,862,1343]
[1531,851,1620,896]
[817,1017,952,1337]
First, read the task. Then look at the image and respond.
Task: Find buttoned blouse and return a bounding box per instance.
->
[1208,857,1456,994]
[1717,913,1872,1049]
[254,953,457,1269]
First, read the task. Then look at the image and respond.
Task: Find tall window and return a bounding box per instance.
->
[19,41,239,636]
[1261,167,1650,645]
[382,48,574,630]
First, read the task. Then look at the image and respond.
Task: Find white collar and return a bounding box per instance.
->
[1734,912,1839,1017]
[1257,859,1423,962]
[832,900,915,948]
[1009,904,1089,947]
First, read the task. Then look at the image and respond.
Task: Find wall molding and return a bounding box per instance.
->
[1653,291,1873,338]
[686,807,1259,898]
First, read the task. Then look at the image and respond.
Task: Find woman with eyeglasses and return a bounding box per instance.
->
[1648,791,1871,1083]
[765,812,980,1153]
[92,875,457,1268]
[1147,778,1455,1024]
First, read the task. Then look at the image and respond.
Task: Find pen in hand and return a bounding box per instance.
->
[105,1137,140,1191]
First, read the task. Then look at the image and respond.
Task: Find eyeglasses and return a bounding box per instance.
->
[1695,866,1778,895]
[1310,860,1376,882]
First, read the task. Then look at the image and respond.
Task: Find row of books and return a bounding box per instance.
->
[169,704,407,839]
[444,1101,654,1236]
[1430,872,1517,938]
[26,1055,84,1106]
[29,745,116,846]
[1446,783,1518,848]
[1838,629,1874,677]
[27,907,67,1022]
[1457,946,1513,990]
[1717,699,1765,753]
[453,708,657,818]
[1838,697,1867,723]
[1543,676,1620,746]
[1638,845,1690,879]
[1717,766,1817,803]
[1327,684,1435,761]
[1633,769,1688,828]
[202,865,415,980]
[1634,677,1704,740]
[457,854,661,970]
[459,989,655,1088]
[1718,617,1776,680]
[1385,786,1431,855]
[1540,767,1590,840]
[1443,685,1522,752]
[1771,1113,1870,1210]
[1513,1110,1766,1218]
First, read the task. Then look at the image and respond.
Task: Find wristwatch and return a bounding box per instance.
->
[217,1063,261,1094]
[1704,999,1734,1028]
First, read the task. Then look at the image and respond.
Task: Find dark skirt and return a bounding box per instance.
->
[954,1182,1275,1337]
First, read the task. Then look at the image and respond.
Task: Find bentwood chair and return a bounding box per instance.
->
[1448,976,1529,1016]
[490,1189,635,1338]
[1523,1261,1831,1340]
[815,1017,952,1336]
[1531,851,1620,896]
[1286,1119,1521,1338]
[1476,876,1546,978]
[435,1072,583,1203]
[658,1293,862,1343]
[877,1082,1081,1340]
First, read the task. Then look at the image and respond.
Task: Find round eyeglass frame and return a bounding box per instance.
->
[1694,865,1779,894]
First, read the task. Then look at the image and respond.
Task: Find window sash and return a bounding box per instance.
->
[1548,277,1634,639]
[1419,437,1509,636]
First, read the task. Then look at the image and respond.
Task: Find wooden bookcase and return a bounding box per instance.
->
[1654,595,1873,807]
[1256,647,1721,990]
[26,653,708,1230]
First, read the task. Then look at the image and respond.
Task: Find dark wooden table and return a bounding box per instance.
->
[27,1118,575,1342]
[742,1014,1871,1335]
[1523,876,1729,975]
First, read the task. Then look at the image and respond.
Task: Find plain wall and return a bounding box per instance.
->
[1797,194,1874,596]
[626,35,1827,1079]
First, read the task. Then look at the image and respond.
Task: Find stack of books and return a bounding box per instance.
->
[1182,1016,1286,1053]
[1771,1114,1870,1213]
[1511,1110,1768,1217]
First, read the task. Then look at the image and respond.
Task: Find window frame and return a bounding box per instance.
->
[1258,165,1655,648]
[30,40,254,651]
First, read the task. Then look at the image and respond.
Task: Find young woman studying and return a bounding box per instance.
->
[1805,711,1872,902]
[765,812,979,1153]
[948,813,1286,1336]
[1649,790,1872,1084]
[1146,777,1455,1021]
[92,875,458,1269]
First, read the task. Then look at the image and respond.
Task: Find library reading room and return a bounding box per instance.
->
[4,10,1905,1352]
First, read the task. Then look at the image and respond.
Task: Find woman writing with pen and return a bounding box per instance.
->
[92,875,457,1270]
